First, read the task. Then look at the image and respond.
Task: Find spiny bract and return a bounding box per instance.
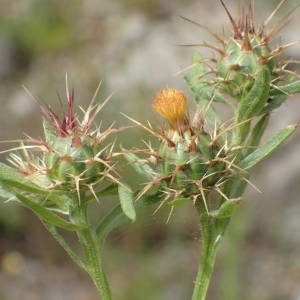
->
[8,83,117,199]
[184,0,300,115]
[126,88,242,214]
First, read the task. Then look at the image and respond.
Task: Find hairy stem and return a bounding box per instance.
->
[78,228,111,299]
[192,205,230,300]
[73,201,112,300]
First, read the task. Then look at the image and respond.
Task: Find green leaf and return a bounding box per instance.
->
[0,163,70,212]
[243,114,270,157]
[235,66,271,144]
[15,193,83,231]
[96,193,157,243]
[96,204,125,242]
[124,153,154,181]
[186,52,227,104]
[184,52,226,125]
[237,65,271,121]
[270,80,300,96]
[239,125,296,170]
[223,179,247,199]
[0,162,49,194]
[261,94,287,113]
[118,184,136,221]
[209,199,241,219]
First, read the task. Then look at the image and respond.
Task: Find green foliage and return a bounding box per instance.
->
[16,193,83,231]
[239,125,296,170]
[118,184,136,221]
[123,152,155,181]
[243,114,270,157]
[0,91,124,300]
[184,52,224,125]
[0,162,70,213]
[235,65,271,143]
[208,199,241,219]
[0,1,300,299]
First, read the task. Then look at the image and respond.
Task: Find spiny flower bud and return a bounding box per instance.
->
[184,0,300,115]
[8,82,117,200]
[153,88,188,131]
[215,1,276,99]
[128,89,234,212]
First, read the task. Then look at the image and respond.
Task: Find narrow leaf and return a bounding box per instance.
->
[96,193,159,243]
[237,65,271,121]
[16,193,83,231]
[184,52,225,125]
[96,204,126,243]
[261,94,287,113]
[243,114,270,157]
[0,162,49,194]
[239,125,296,170]
[124,153,154,181]
[118,184,136,221]
[270,80,300,96]
[209,199,241,218]
[0,163,70,211]
[235,66,270,144]
[223,179,247,199]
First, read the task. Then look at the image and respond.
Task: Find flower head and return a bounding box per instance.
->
[7,81,118,202]
[127,90,233,214]
[38,88,77,137]
[153,88,188,131]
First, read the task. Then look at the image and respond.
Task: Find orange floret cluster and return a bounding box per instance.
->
[153,88,188,129]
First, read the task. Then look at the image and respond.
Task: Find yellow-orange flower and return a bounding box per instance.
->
[153,88,188,129]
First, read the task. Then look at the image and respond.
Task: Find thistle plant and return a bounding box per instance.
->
[124,1,300,299]
[0,1,300,299]
[0,80,138,300]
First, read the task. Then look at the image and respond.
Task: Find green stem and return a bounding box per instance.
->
[73,201,112,300]
[192,209,230,300]
[96,199,145,245]
[96,203,127,245]
[78,228,112,299]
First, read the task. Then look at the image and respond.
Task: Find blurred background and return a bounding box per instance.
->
[0,0,300,299]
